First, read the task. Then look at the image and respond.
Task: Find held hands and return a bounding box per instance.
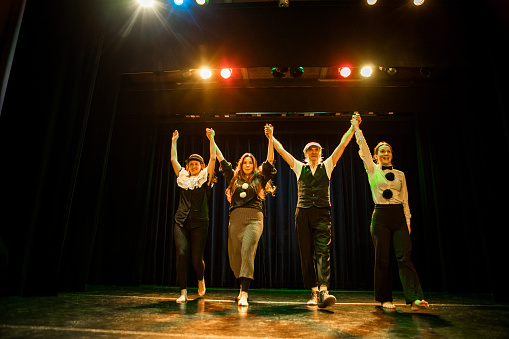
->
[264,123,273,139]
[350,113,361,128]
[206,128,215,140]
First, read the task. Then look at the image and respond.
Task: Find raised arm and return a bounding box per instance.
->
[170,130,182,176]
[329,114,360,166]
[264,124,274,164]
[215,138,225,163]
[352,114,375,173]
[206,128,217,177]
[269,126,296,168]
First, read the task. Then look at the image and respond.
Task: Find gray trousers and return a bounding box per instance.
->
[228,208,264,280]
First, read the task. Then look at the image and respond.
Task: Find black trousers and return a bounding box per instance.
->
[295,206,332,288]
[174,218,208,289]
[371,204,424,304]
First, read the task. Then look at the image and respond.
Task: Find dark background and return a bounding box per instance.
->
[1,0,507,300]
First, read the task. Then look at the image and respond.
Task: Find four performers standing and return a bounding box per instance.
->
[170,116,428,310]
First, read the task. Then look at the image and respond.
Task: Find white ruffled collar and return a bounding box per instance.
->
[177,168,208,190]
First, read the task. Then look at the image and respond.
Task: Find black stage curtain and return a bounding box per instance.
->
[135,115,487,293]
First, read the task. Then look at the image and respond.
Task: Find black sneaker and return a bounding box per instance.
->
[318,290,336,308]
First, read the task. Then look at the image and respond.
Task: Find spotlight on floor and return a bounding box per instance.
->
[220,68,233,79]
[271,67,288,78]
[360,66,373,77]
[338,67,352,78]
[290,67,304,78]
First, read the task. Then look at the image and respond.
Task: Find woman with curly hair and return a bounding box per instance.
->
[352,116,428,311]
[216,125,276,306]
[170,128,217,303]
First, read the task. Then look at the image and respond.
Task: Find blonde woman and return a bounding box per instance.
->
[171,128,217,303]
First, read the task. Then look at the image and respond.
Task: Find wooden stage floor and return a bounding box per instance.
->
[1,285,508,338]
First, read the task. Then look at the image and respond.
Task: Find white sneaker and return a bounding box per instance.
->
[198,279,206,297]
[318,290,336,308]
[238,291,248,307]
[176,290,187,303]
[307,291,318,306]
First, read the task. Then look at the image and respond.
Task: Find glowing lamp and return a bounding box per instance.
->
[360,66,373,77]
[220,68,233,79]
[339,67,351,78]
[138,0,153,7]
[200,69,212,79]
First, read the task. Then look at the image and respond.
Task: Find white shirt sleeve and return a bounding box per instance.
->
[323,156,335,178]
[292,160,304,180]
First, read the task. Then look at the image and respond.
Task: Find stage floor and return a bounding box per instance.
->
[1,286,508,338]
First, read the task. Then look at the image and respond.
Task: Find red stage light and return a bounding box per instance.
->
[220,68,232,79]
[339,67,352,78]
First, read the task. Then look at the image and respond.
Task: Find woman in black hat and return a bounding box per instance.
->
[171,128,217,303]
[215,125,276,306]
[352,116,428,311]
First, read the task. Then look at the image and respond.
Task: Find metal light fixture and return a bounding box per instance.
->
[290,67,304,78]
[271,67,288,78]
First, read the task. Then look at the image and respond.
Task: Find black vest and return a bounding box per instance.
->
[297,164,330,208]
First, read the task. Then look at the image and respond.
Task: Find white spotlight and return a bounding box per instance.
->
[367,0,377,5]
[138,0,154,7]
[196,0,207,5]
[360,66,373,77]
[414,0,425,6]
[200,68,212,79]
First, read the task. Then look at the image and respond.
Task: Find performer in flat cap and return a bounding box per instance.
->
[265,114,359,308]
[171,128,217,303]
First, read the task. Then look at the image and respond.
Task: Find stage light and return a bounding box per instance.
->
[279,0,289,7]
[196,0,207,5]
[174,0,184,5]
[379,67,399,77]
[220,68,233,79]
[367,0,377,5]
[360,66,373,77]
[290,67,304,78]
[200,68,212,79]
[271,67,288,78]
[339,67,351,78]
[138,0,153,7]
[420,67,431,78]
[414,0,425,5]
